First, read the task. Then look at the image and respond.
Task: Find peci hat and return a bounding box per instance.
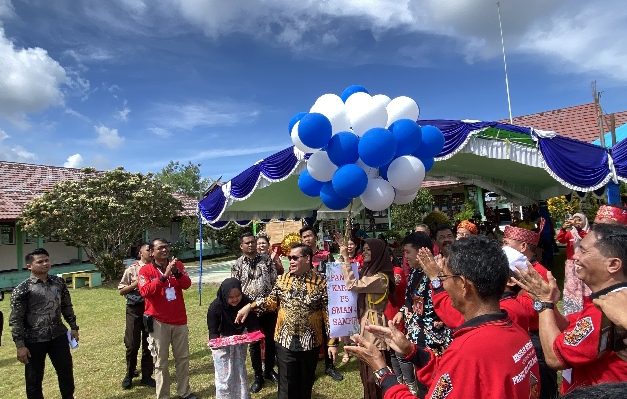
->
[503,225,539,246]
[594,205,627,225]
[458,220,478,235]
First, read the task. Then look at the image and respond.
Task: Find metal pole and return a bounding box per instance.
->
[497,2,513,123]
[198,213,203,306]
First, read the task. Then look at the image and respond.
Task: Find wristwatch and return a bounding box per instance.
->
[533,299,555,312]
[430,277,442,289]
[373,366,394,387]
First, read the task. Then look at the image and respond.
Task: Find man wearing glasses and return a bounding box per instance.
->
[231,232,278,393]
[138,239,197,399]
[235,243,338,399]
[347,236,540,399]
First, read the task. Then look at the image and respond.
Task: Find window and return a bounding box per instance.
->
[0,225,15,245]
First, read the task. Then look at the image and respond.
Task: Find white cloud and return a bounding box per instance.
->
[0,28,68,123]
[64,153,84,168]
[95,124,124,149]
[0,0,14,19]
[0,128,8,141]
[0,144,35,162]
[147,127,171,137]
[150,100,261,131]
[64,47,116,64]
[116,104,131,121]
[186,144,287,162]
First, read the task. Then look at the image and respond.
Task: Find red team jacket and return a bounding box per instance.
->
[553,287,627,394]
[382,313,540,399]
[138,260,191,325]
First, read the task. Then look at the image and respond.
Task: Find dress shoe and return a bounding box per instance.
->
[325,367,343,381]
[250,376,264,393]
[182,395,199,399]
[140,377,156,387]
[121,376,132,389]
[132,370,139,378]
[263,369,279,383]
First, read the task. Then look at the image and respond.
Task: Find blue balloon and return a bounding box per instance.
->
[298,170,325,197]
[389,119,422,156]
[327,131,360,166]
[298,113,332,149]
[379,161,391,180]
[420,125,445,157]
[358,128,397,168]
[420,156,435,172]
[320,182,351,210]
[288,112,307,133]
[332,164,368,199]
[340,85,369,102]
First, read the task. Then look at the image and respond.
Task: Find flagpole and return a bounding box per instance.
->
[497,2,513,123]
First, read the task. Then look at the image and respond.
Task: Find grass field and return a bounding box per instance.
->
[0,282,363,399]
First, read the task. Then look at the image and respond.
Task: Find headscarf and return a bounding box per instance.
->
[570,212,590,249]
[358,238,394,314]
[211,277,249,336]
[457,220,478,235]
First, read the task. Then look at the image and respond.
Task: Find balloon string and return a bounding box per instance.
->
[344,200,353,247]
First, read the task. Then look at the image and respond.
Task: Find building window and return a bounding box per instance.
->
[0,225,15,245]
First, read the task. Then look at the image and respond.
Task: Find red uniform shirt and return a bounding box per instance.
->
[138,260,191,325]
[384,266,407,326]
[382,313,540,399]
[553,286,627,394]
[432,289,531,332]
[516,261,550,332]
[556,229,587,260]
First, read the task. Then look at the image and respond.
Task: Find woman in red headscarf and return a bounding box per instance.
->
[340,238,395,399]
[456,220,478,239]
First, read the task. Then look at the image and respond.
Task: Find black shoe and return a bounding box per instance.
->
[140,377,156,388]
[182,395,198,399]
[263,369,279,383]
[250,376,264,393]
[132,370,139,378]
[121,376,132,390]
[325,367,343,381]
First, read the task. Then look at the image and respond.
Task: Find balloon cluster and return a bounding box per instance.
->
[293,85,445,211]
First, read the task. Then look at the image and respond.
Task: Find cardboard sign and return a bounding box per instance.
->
[326,262,360,338]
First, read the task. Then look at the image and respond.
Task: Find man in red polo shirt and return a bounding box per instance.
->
[138,239,197,399]
[347,236,540,399]
[515,223,627,394]
[502,225,557,399]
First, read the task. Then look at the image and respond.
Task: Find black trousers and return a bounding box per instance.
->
[531,331,558,399]
[124,303,153,378]
[249,312,277,377]
[25,333,74,399]
[276,344,318,399]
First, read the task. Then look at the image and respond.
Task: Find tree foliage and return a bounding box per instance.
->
[390,188,435,232]
[453,199,478,222]
[19,168,182,280]
[154,161,211,199]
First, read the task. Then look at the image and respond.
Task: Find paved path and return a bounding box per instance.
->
[186,259,235,284]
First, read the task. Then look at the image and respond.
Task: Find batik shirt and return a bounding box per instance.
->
[10,275,79,347]
[252,269,336,351]
[232,253,277,301]
[400,268,451,354]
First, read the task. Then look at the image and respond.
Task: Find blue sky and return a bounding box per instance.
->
[1,0,626,180]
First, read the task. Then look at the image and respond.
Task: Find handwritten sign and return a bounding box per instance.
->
[326,262,360,338]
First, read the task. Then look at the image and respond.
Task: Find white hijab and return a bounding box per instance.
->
[570,212,590,248]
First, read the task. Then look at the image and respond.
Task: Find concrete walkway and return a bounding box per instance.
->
[185,259,235,284]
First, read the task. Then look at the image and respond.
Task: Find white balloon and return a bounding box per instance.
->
[393,189,418,205]
[387,156,426,191]
[311,94,351,134]
[360,178,395,211]
[290,122,317,154]
[344,92,372,121]
[356,158,379,178]
[350,100,388,136]
[386,96,420,127]
[372,94,391,108]
[307,150,337,182]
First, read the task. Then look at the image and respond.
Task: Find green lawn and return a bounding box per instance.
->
[0,282,363,399]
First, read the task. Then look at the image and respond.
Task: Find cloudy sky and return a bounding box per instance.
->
[0,0,626,179]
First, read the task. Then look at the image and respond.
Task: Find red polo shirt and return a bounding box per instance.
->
[138,260,191,325]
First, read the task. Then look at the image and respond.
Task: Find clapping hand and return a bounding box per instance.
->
[513,264,560,303]
[417,248,442,279]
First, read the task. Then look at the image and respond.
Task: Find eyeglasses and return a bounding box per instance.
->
[437,274,461,281]
[287,255,306,261]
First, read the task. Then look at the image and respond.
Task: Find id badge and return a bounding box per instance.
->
[165,287,177,301]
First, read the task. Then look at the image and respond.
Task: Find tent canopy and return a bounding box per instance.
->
[199,119,627,228]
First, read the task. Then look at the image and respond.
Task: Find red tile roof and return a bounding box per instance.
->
[502,102,627,143]
[0,161,196,221]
